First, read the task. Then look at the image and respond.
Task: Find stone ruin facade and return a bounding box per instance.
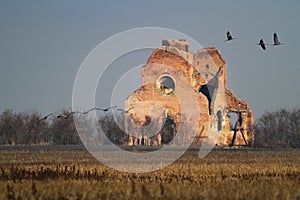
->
[123,39,254,147]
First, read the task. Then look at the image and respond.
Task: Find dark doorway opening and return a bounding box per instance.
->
[199,84,215,115]
[217,110,223,132]
[161,117,176,144]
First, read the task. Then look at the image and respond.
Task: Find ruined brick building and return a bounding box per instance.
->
[123,39,254,147]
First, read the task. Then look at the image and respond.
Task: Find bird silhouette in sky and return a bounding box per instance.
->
[117,107,134,113]
[95,105,117,112]
[224,31,237,42]
[83,106,116,114]
[271,33,284,46]
[57,111,80,119]
[257,39,268,50]
[38,113,53,122]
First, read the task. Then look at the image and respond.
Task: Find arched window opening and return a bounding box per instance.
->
[160,116,176,145]
[217,110,223,132]
[199,84,215,115]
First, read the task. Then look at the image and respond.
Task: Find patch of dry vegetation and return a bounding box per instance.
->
[0,149,299,199]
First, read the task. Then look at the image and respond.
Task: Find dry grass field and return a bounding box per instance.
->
[0,146,299,199]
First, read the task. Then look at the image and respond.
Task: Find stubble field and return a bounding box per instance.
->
[0,146,299,200]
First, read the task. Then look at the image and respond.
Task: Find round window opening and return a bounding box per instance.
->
[157,75,176,95]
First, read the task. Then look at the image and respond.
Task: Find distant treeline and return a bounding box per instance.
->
[0,109,126,146]
[0,109,80,145]
[253,108,300,148]
[0,108,299,148]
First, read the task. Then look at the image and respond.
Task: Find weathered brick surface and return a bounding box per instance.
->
[124,40,253,147]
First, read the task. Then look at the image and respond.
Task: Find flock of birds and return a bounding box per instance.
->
[37,32,284,122]
[225,31,284,50]
[37,106,134,122]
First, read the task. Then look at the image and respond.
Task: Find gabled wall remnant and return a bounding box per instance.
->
[124,39,254,147]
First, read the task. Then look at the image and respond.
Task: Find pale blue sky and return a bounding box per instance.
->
[1,0,299,118]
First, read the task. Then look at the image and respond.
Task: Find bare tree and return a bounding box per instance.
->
[254,108,300,148]
[49,110,81,145]
[98,113,127,145]
[0,109,15,144]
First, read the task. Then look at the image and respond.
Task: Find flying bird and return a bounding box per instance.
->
[272,33,284,46]
[257,39,268,50]
[83,107,95,114]
[83,106,116,114]
[57,111,80,119]
[57,114,68,119]
[38,113,53,122]
[224,31,237,42]
[95,105,117,112]
[117,107,134,113]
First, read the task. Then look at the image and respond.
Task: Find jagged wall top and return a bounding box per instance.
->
[160,39,226,85]
[161,39,226,66]
[162,39,189,51]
